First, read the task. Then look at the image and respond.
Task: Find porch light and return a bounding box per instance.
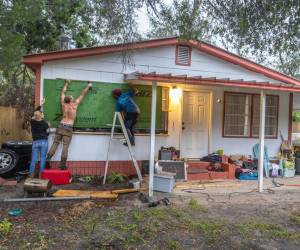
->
[171,86,182,101]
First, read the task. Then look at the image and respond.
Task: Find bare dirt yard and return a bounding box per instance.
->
[1,177,300,250]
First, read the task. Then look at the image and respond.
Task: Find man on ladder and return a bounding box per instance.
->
[112,85,140,146]
[103,85,142,184]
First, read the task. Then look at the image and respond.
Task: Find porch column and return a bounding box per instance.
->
[288,93,293,142]
[258,90,266,192]
[149,81,157,197]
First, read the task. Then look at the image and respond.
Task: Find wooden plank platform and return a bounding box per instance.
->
[53,190,118,199]
[112,187,147,194]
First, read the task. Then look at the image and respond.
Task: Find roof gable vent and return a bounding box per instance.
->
[176,45,191,66]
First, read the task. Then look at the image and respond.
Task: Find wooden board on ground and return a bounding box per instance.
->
[112,188,147,194]
[53,190,118,199]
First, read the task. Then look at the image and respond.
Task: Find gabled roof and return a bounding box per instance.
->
[22,37,300,86]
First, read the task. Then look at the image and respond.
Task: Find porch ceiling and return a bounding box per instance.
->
[125,71,300,92]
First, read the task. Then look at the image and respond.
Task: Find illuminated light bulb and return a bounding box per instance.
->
[171,87,182,101]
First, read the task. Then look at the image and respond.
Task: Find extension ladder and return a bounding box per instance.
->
[103,112,143,184]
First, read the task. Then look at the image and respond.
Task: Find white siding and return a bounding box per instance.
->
[41,45,290,160]
[293,93,300,110]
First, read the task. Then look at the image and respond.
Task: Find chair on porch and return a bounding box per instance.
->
[252,143,283,178]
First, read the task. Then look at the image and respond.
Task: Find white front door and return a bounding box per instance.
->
[180,91,210,158]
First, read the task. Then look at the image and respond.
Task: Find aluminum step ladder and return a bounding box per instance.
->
[103,112,143,184]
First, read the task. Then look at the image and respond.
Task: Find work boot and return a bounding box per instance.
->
[60,159,67,170]
[59,165,67,170]
[45,161,51,169]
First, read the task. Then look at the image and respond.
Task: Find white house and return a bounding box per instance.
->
[23,37,300,179]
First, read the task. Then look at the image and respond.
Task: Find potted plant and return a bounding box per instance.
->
[292,111,300,133]
[283,160,296,177]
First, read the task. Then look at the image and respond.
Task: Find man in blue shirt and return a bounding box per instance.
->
[112,86,140,146]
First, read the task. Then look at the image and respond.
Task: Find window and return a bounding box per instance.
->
[176,45,191,66]
[223,92,279,138]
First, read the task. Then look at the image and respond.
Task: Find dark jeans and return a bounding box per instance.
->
[124,112,138,145]
[47,124,73,168]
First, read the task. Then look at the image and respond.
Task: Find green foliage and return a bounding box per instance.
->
[187,198,200,210]
[290,212,300,226]
[0,0,148,111]
[166,239,182,250]
[107,172,126,184]
[293,112,300,122]
[283,160,295,170]
[235,220,299,240]
[186,219,227,243]
[202,0,300,76]
[0,219,13,235]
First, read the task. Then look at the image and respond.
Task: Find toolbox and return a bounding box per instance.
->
[24,178,52,197]
[41,169,71,185]
[158,147,180,161]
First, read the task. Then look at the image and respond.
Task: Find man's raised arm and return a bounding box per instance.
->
[75,81,93,105]
[61,80,70,105]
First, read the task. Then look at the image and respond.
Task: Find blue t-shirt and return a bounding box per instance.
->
[116,90,140,113]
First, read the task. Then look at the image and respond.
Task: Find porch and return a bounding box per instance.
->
[125,71,300,195]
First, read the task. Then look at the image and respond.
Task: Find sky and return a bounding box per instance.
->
[136,0,173,35]
[137,6,150,35]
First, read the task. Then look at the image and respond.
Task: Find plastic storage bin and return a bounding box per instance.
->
[283,168,296,178]
[42,169,71,185]
[153,174,175,193]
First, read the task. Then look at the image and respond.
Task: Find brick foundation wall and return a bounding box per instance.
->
[49,161,143,176]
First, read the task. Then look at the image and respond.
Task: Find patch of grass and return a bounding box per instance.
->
[235,220,300,241]
[187,198,207,212]
[132,210,144,222]
[166,239,182,250]
[290,212,300,226]
[187,219,226,243]
[35,232,51,250]
[188,198,200,210]
[81,214,99,234]
[188,220,224,234]
[105,210,147,247]
[0,219,12,236]
[167,207,185,218]
[145,207,169,220]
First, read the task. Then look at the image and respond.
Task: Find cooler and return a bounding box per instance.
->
[41,169,71,185]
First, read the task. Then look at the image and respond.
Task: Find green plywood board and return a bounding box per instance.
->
[43,79,163,129]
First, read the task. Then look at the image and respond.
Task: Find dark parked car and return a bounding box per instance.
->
[0,141,32,177]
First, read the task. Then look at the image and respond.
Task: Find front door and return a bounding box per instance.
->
[180,91,210,158]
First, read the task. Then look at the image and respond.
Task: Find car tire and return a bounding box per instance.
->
[0,149,19,177]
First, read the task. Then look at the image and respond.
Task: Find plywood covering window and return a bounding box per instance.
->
[43,79,170,134]
[223,92,279,138]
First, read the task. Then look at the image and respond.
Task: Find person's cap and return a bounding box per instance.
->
[112,89,122,97]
